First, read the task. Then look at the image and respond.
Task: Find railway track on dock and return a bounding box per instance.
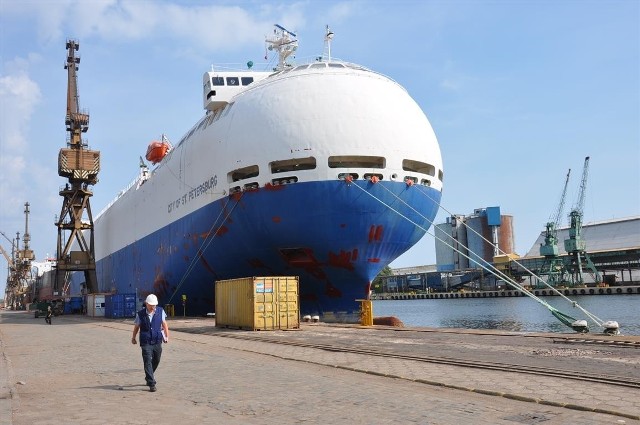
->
[175,327,639,390]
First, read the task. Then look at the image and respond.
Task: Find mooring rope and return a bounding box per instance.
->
[412,185,606,327]
[348,182,552,306]
[167,192,244,304]
[348,180,610,332]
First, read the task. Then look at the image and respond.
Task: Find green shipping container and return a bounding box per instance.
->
[215,276,299,330]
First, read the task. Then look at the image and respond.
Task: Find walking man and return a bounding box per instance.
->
[131,294,169,392]
[45,305,52,325]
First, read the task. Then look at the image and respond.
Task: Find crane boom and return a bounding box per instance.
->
[64,40,89,148]
[0,230,13,245]
[550,169,571,230]
[573,156,590,215]
[0,243,13,267]
[540,169,571,257]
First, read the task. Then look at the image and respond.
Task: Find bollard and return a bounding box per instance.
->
[356,299,373,326]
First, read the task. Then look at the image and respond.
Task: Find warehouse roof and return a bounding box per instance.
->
[524,216,640,257]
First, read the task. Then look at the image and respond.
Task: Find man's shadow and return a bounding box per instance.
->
[79,384,148,392]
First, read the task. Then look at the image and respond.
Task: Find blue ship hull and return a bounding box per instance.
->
[74,180,440,321]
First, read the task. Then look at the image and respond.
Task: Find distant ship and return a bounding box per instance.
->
[70,26,443,322]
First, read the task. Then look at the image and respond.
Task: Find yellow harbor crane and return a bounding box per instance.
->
[54,40,100,295]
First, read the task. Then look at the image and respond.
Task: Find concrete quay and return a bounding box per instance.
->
[0,310,638,425]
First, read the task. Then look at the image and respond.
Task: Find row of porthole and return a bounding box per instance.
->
[338,173,432,186]
[376,286,640,300]
[230,173,431,194]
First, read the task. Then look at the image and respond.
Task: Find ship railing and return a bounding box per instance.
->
[95,173,141,220]
[268,56,404,91]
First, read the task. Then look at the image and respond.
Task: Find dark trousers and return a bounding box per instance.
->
[140,343,162,387]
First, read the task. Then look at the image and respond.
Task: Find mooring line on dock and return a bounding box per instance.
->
[349,180,615,334]
[413,184,609,328]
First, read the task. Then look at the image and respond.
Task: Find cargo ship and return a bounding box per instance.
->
[69,26,444,322]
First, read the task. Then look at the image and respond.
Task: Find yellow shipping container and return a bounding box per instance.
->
[215,276,300,330]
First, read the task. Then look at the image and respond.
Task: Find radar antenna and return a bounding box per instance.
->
[265,24,298,70]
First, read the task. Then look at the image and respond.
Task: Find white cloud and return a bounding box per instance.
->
[326,1,357,23]
[0,56,42,220]
[440,78,460,91]
[13,1,300,52]
[0,74,41,150]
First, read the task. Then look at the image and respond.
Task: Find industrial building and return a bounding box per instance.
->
[435,206,514,271]
[518,216,640,286]
[378,212,639,294]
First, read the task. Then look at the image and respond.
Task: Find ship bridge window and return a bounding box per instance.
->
[229,165,259,182]
[328,63,345,68]
[293,65,309,71]
[310,63,326,69]
[438,170,444,181]
[328,155,385,169]
[402,159,435,176]
[271,157,316,173]
[212,77,224,86]
[226,77,239,86]
[241,77,254,86]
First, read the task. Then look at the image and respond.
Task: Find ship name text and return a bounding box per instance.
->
[167,175,218,214]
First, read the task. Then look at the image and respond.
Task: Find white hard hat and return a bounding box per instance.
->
[145,294,158,306]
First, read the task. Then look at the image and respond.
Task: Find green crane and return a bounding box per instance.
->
[564,156,601,285]
[539,169,571,286]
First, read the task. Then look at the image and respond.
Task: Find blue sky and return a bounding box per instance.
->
[1,0,638,297]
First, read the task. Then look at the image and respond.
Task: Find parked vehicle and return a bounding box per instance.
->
[32,299,64,318]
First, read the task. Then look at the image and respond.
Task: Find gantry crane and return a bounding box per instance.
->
[55,40,100,295]
[538,169,571,287]
[1,203,35,308]
[0,234,16,307]
[15,203,35,304]
[564,156,601,285]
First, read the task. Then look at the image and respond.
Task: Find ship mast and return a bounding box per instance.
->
[323,25,334,61]
[265,24,298,70]
[55,40,100,296]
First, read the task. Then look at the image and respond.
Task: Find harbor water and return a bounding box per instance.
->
[373,294,640,335]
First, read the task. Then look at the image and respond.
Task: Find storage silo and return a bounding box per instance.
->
[498,215,515,256]
[466,211,493,268]
[465,207,516,268]
[435,215,468,271]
